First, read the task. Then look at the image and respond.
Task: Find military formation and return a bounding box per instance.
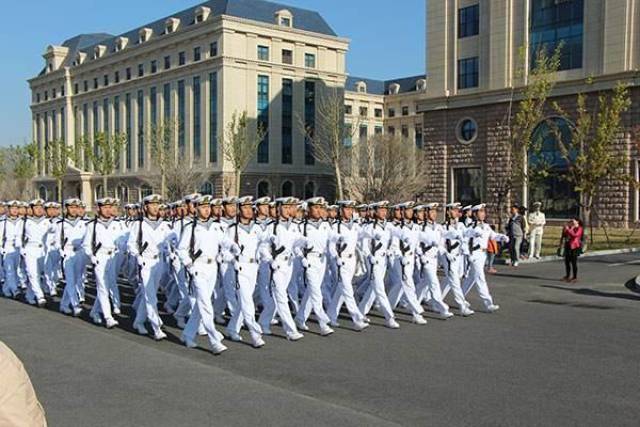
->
[0,195,509,355]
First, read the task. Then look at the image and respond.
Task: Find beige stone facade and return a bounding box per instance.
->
[29,1,349,207]
[420,0,640,226]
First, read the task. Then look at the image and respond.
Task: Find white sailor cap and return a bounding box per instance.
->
[159,203,169,210]
[96,197,113,206]
[29,199,45,207]
[275,197,299,206]
[472,203,486,212]
[306,196,326,207]
[299,202,308,212]
[237,196,254,206]
[337,200,357,208]
[0,201,6,207]
[44,201,59,208]
[254,196,271,206]
[194,195,213,206]
[124,203,135,210]
[78,201,87,208]
[370,201,390,209]
[327,205,338,211]
[6,200,20,208]
[462,205,473,212]
[210,198,223,207]
[399,201,416,210]
[425,202,440,210]
[64,198,82,207]
[184,193,202,204]
[532,201,542,207]
[111,198,121,206]
[222,196,238,205]
[173,199,187,207]
[142,194,163,205]
[19,201,29,208]
[355,203,369,211]
[446,202,462,210]
[268,201,276,208]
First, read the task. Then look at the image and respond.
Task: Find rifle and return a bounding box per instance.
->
[468,221,480,254]
[187,217,202,294]
[369,220,383,282]
[268,216,285,296]
[1,218,7,270]
[335,237,347,285]
[59,217,67,281]
[399,236,411,282]
[301,218,313,289]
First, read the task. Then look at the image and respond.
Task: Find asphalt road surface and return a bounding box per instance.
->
[2,252,640,426]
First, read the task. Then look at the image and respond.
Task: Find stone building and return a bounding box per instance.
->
[29,0,350,207]
[419,0,640,226]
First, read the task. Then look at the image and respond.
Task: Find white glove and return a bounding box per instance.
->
[368,255,378,266]
[0,249,7,257]
[91,255,99,266]
[270,260,280,270]
[293,247,304,258]
[400,257,411,267]
[419,255,429,265]
[300,258,310,269]
[336,258,346,267]
[446,253,455,263]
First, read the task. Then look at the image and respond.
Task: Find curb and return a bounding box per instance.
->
[496,247,640,265]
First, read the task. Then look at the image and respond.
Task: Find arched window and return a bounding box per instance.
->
[257,180,270,198]
[38,186,48,200]
[281,180,294,197]
[304,181,315,199]
[200,181,214,195]
[528,117,579,219]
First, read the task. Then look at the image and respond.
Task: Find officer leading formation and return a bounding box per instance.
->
[0,195,508,355]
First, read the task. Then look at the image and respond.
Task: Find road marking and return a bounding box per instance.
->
[607,259,640,267]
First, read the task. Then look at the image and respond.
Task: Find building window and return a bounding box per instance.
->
[150,87,157,127]
[456,118,478,144]
[304,81,316,165]
[458,57,479,89]
[257,45,269,61]
[140,185,153,198]
[93,78,98,89]
[280,17,291,27]
[388,126,395,135]
[257,75,269,164]
[388,108,395,118]
[151,60,157,74]
[281,180,293,197]
[453,167,483,208]
[115,71,120,83]
[359,107,368,117]
[164,56,171,70]
[257,181,270,198]
[137,90,144,168]
[125,95,132,169]
[44,91,49,101]
[282,78,293,164]
[73,85,78,95]
[52,88,57,99]
[193,47,201,62]
[178,80,185,156]
[200,182,213,195]
[528,117,580,218]
[193,76,201,159]
[138,64,144,77]
[345,105,352,115]
[415,125,423,149]
[114,96,120,134]
[163,83,171,121]
[374,126,383,135]
[402,106,409,116]
[401,125,409,139]
[92,101,99,136]
[179,51,186,66]
[209,72,218,163]
[374,108,383,118]
[343,123,352,148]
[282,49,293,65]
[304,181,315,199]
[209,42,218,57]
[305,53,316,68]
[103,98,109,134]
[530,0,584,71]
[61,85,65,97]
[358,125,368,175]
[103,75,109,86]
[126,68,131,81]
[458,4,480,38]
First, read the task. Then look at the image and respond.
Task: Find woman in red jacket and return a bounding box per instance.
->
[561,218,584,283]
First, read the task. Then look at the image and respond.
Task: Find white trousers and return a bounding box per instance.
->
[296,256,331,328]
[358,258,395,320]
[529,228,544,258]
[182,262,224,347]
[327,257,365,324]
[134,258,166,333]
[387,258,424,316]
[228,261,262,339]
[23,248,46,304]
[89,253,117,322]
[415,257,450,314]
[60,251,86,312]
[440,254,470,309]
[462,252,495,309]
[2,251,21,297]
[258,259,299,336]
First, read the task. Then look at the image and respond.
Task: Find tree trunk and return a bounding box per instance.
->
[334,162,343,201]
[57,178,63,202]
[161,172,167,198]
[235,170,241,196]
[102,175,108,198]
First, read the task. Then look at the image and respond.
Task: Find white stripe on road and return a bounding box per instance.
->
[607,259,640,267]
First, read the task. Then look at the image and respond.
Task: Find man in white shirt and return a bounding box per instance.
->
[528,202,546,259]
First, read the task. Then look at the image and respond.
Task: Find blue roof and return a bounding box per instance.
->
[60,0,337,67]
[346,74,426,95]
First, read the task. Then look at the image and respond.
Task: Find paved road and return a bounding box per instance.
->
[1,252,640,426]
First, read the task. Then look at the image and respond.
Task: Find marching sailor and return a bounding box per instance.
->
[21,199,55,307]
[0,201,24,298]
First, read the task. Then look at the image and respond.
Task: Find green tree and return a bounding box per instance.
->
[46,139,76,201]
[223,111,266,196]
[83,132,127,197]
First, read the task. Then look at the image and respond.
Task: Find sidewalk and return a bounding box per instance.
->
[496,247,640,265]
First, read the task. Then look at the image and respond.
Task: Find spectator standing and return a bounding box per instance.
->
[486,224,499,274]
[561,218,584,283]
[528,202,546,259]
[506,205,525,267]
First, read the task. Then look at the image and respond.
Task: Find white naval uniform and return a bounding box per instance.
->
[327,219,366,326]
[177,218,225,349]
[21,216,55,304]
[83,218,121,324]
[440,220,472,311]
[358,220,396,322]
[169,217,193,322]
[223,221,266,344]
[528,211,546,258]
[213,217,234,319]
[462,222,508,309]
[414,221,451,315]
[54,217,87,314]
[295,219,333,333]
[258,219,303,338]
[0,217,24,297]
[127,217,173,335]
[44,217,62,296]
[387,222,426,318]
[254,217,273,316]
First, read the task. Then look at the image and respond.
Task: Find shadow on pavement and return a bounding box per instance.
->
[540,283,640,302]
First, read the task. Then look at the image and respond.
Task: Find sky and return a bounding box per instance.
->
[0,0,425,147]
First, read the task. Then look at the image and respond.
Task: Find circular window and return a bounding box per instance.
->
[456,118,478,144]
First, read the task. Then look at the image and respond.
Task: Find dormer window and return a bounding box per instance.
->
[115,37,129,52]
[416,79,427,91]
[75,52,87,66]
[195,6,211,23]
[388,83,400,95]
[165,17,180,34]
[356,81,367,93]
[94,45,106,59]
[139,28,152,44]
[275,9,293,28]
